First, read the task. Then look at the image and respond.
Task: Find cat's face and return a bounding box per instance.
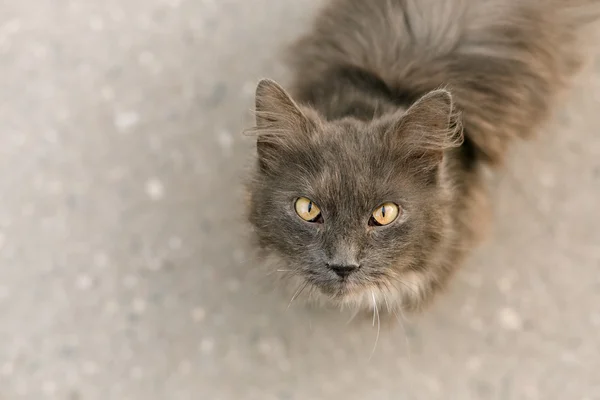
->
[247,79,462,311]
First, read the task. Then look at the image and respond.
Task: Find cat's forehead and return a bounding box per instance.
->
[309,155,396,201]
[271,117,422,204]
[303,124,407,203]
[321,117,381,141]
[313,119,384,158]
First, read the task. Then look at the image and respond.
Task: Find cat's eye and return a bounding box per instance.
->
[369,202,400,226]
[294,197,323,223]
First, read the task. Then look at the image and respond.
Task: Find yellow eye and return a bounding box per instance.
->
[295,197,322,222]
[370,203,400,226]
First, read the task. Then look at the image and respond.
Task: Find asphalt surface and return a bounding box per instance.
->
[1,0,599,399]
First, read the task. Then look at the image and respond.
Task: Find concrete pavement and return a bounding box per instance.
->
[1,0,599,399]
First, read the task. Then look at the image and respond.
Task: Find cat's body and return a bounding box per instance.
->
[245,0,599,314]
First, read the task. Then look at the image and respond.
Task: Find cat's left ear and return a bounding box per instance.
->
[253,79,314,172]
[393,89,463,167]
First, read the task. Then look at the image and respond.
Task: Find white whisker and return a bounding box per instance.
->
[369,290,381,360]
[393,308,412,362]
[372,296,376,327]
[395,279,420,298]
[382,292,391,313]
[346,307,360,325]
[266,268,298,276]
[287,281,308,310]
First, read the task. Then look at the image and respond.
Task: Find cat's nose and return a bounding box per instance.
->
[327,264,359,278]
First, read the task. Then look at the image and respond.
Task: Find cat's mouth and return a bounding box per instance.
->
[311,279,391,311]
[308,275,367,298]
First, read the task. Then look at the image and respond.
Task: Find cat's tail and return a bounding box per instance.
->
[286,0,600,165]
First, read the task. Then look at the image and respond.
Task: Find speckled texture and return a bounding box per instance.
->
[1,1,599,399]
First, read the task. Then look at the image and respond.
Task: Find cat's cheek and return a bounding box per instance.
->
[396,271,429,308]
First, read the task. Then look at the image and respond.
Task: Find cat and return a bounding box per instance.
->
[244,0,599,315]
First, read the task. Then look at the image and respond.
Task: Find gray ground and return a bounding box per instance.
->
[1,0,599,399]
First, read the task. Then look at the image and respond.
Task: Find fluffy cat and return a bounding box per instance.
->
[245,0,599,315]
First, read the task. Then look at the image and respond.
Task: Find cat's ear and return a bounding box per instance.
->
[394,89,463,166]
[254,78,308,130]
[253,79,314,172]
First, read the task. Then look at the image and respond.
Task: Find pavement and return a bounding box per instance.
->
[1,0,599,399]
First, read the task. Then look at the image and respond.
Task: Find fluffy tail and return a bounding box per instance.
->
[286,0,600,164]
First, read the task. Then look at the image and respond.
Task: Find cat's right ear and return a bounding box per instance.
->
[253,79,313,172]
[254,79,307,129]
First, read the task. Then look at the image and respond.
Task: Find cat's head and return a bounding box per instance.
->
[246,79,463,312]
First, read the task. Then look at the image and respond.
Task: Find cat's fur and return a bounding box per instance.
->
[245,0,599,314]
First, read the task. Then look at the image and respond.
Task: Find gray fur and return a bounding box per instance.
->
[244,0,599,314]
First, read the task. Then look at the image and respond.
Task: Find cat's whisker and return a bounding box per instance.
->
[287,281,308,310]
[377,280,395,313]
[266,267,299,276]
[372,295,376,327]
[398,280,420,295]
[382,291,392,313]
[390,279,420,299]
[369,290,381,360]
[346,306,360,325]
[393,308,412,362]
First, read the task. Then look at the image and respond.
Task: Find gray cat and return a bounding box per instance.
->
[245,0,599,315]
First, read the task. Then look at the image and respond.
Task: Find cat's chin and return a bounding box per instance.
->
[306,282,400,314]
[293,271,429,314]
